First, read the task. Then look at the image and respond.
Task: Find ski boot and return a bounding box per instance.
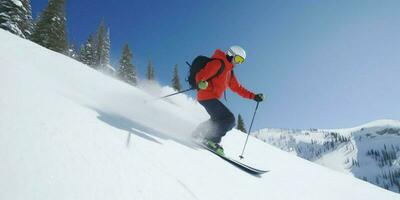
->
[203,139,225,156]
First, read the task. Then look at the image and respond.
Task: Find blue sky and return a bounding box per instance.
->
[32,0,400,130]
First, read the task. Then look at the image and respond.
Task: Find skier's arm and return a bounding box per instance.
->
[195,60,222,83]
[229,73,256,99]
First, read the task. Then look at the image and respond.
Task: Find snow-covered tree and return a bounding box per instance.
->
[31,0,67,54]
[171,64,181,91]
[117,44,136,85]
[67,43,78,60]
[95,21,110,69]
[95,21,105,67]
[146,59,155,80]
[0,0,33,38]
[79,34,97,67]
[20,0,32,37]
[237,114,247,133]
[102,28,111,67]
[78,44,86,63]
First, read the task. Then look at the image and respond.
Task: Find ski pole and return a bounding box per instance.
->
[159,87,195,99]
[239,101,260,159]
[146,87,195,103]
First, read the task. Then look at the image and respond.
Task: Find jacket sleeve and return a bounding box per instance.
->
[229,73,256,99]
[195,60,222,83]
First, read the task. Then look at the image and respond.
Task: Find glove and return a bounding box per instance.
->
[254,93,264,102]
[198,80,208,90]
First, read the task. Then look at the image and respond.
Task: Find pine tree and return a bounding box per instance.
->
[79,34,97,67]
[103,28,111,66]
[171,64,181,91]
[95,21,111,69]
[21,0,33,37]
[237,114,247,133]
[117,44,136,85]
[78,44,86,62]
[89,34,98,66]
[31,0,67,54]
[95,21,105,67]
[146,59,155,80]
[67,43,78,60]
[78,35,90,65]
[0,0,33,38]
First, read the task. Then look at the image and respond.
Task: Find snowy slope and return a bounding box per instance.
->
[0,29,399,200]
[255,120,400,193]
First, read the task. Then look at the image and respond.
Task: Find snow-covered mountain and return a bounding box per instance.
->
[1,29,399,200]
[254,120,400,193]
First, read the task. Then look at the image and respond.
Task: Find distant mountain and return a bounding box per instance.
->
[254,119,400,193]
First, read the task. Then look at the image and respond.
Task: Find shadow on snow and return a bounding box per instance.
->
[87,106,197,150]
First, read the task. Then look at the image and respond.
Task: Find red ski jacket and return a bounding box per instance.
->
[195,49,255,101]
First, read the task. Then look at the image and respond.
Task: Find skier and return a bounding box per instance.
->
[193,45,264,156]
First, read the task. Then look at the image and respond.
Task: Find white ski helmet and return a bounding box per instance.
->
[227,45,246,63]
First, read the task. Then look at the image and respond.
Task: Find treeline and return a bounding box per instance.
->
[364,169,400,192]
[0,0,183,90]
[321,133,350,151]
[376,128,400,136]
[366,144,399,167]
[381,169,400,192]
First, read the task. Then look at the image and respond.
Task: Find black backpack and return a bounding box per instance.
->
[186,56,225,90]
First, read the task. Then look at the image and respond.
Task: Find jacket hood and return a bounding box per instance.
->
[212,49,234,70]
[212,49,228,60]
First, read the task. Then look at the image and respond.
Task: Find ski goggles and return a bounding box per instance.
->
[234,55,245,64]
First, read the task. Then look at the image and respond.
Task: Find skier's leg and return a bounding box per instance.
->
[199,99,236,143]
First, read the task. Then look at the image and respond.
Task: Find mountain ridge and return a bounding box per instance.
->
[254,119,400,193]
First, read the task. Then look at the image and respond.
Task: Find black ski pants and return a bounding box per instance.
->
[196,99,236,143]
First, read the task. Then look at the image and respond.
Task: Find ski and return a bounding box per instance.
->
[197,142,269,176]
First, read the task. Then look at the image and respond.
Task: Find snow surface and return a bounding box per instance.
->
[11,0,23,7]
[0,29,399,200]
